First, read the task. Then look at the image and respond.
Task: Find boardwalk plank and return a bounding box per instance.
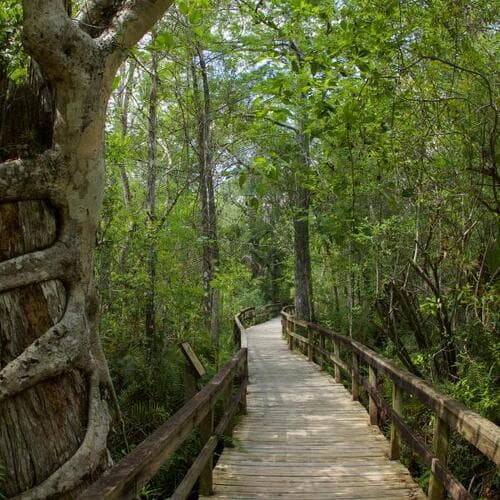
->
[201,317,424,499]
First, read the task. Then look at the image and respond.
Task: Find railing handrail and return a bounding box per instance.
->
[281,309,500,500]
[79,348,248,500]
[233,302,285,348]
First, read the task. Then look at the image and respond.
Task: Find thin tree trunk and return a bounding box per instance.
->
[145,48,159,355]
[293,187,314,322]
[192,44,220,348]
[334,284,340,315]
[117,61,137,270]
[348,263,354,337]
[270,249,281,303]
[293,126,314,322]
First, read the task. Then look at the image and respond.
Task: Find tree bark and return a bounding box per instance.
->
[145,47,159,355]
[192,44,221,348]
[293,188,314,322]
[293,128,314,322]
[118,60,136,271]
[0,1,173,497]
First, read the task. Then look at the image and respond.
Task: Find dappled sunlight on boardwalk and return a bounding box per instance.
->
[201,317,425,499]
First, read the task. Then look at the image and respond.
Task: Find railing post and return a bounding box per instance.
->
[307,325,313,362]
[199,408,214,495]
[233,319,241,350]
[368,365,379,426]
[288,320,294,350]
[181,342,206,403]
[239,351,248,414]
[222,379,235,447]
[184,363,199,403]
[428,416,450,500]
[351,352,359,401]
[319,333,325,368]
[389,382,403,460]
[333,340,341,382]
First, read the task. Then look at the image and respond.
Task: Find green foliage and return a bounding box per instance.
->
[94,0,498,495]
[449,357,500,421]
[0,0,26,80]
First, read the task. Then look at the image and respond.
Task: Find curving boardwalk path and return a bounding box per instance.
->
[202,317,425,499]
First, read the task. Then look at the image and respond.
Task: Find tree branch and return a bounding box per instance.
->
[23,0,96,81]
[99,0,175,56]
[0,300,87,402]
[0,243,75,294]
[409,258,439,297]
[243,113,299,133]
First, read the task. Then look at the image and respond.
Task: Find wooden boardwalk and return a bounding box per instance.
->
[202,317,425,499]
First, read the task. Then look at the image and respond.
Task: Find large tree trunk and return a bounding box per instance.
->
[0,53,90,500]
[0,2,173,497]
[192,44,221,348]
[0,201,92,499]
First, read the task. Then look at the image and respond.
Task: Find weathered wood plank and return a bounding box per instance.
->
[297,316,500,465]
[428,416,451,500]
[204,317,424,499]
[180,341,206,377]
[171,381,248,500]
[79,349,247,500]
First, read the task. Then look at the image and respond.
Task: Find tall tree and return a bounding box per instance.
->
[293,123,314,322]
[145,45,160,354]
[192,43,221,347]
[0,1,173,496]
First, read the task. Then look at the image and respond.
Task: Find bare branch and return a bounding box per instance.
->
[0,151,60,202]
[0,243,75,293]
[419,55,495,105]
[243,113,299,133]
[409,258,439,297]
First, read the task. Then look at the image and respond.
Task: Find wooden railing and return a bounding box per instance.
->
[281,307,500,500]
[79,345,248,499]
[233,302,283,348]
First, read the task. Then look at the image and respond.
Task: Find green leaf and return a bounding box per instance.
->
[155,31,175,50]
[112,75,121,91]
[248,197,259,209]
[9,66,26,83]
[178,0,189,17]
[238,172,247,188]
[357,61,369,72]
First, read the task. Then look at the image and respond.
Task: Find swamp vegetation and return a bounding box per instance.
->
[0,0,498,497]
